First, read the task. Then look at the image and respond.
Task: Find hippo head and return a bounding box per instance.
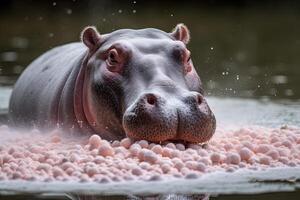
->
[79,24,216,143]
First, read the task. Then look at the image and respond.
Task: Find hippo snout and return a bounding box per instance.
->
[123,92,216,143]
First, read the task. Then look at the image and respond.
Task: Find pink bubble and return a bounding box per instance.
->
[279,157,289,164]
[270,136,280,143]
[111,140,120,147]
[139,162,151,170]
[36,163,51,172]
[162,148,172,158]
[165,143,176,149]
[185,161,197,170]
[188,144,201,150]
[2,154,13,163]
[161,163,171,173]
[266,150,279,160]
[88,135,102,150]
[282,140,292,148]
[259,156,271,165]
[198,149,209,157]
[226,153,241,165]
[148,143,156,149]
[170,150,180,158]
[120,138,132,149]
[143,150,158,164]
[98,145,114,157]
[151,145,163,155]
[180,167,190,175]
[226,167,236,172]
[224,143,233,151]
[80,174,90,182]
[278,148,289,157]
[210,153,221,164]
[138,140,149,148]
[175,143,185,151]
[255,144,271,154]
[199,157,212,165]
[129,144,141,156]
[12,152,24,159]
[61,162,75,171]
[239,147,253,161]
[65,167,74,175]
[131,167,143,176]
[51,135,61,143]
[85,166,99,177]
[52,167,64,177]
[172,158,184,170]
[241,141,254,151]
[195,162,206,172]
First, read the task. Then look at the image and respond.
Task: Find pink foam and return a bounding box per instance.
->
[0,125,299,183]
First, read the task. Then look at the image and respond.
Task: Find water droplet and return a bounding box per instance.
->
[133,1,137,4]
[53,2,56,6]
[236,75,239,80]
[118,9,122,13]
[78,121,83,128]
[132,10,136,13]
[210,47,214,50]
[66,9,72,15]
[170,14,174,17]
[49,33,54,38]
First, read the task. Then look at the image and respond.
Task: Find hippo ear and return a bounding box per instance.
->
[170,23,190,44]
[81,26,101,50]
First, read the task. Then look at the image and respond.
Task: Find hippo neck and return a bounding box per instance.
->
[73,51,96,134]
[73,50,124,140]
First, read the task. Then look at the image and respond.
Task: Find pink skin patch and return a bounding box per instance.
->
[0,125,299,182]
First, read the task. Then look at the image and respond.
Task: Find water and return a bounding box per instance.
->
[0,1,300,100]
[0,0,300,199]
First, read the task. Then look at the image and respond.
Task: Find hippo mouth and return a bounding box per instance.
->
[122,93,216,144]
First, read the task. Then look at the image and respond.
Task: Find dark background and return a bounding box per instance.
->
[0,0,299,100]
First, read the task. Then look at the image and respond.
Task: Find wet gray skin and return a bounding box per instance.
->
[9,24,216,143]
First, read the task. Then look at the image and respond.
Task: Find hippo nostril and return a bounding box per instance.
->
[196,94,203,105]
[145,93,157,105]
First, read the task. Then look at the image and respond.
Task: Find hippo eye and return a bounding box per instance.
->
[105,47,127,73]
[107,49,119,65]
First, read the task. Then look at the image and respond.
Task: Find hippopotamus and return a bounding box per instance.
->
[9,24,216,143]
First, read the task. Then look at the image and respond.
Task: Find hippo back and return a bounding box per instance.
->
[9,43,87,129]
